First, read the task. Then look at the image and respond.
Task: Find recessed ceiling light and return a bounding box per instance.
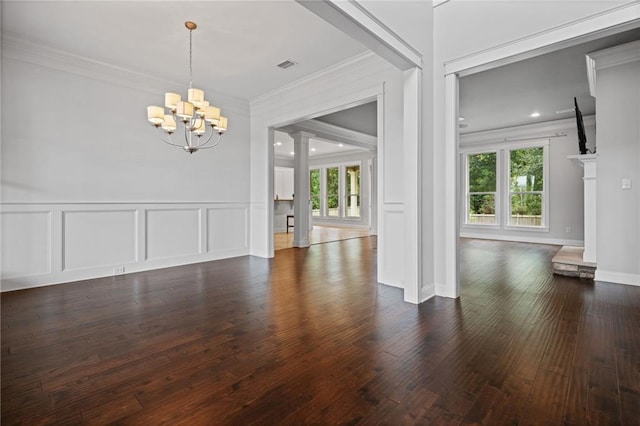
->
[311,147,316,152]
[458,117,465,121]
[290,151,294,156]
[276,141,282,146]
[338,143,344,147]
[530,112,541,118]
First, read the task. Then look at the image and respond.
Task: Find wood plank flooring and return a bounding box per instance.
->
[273,226,371,251]
[2,238,639,425]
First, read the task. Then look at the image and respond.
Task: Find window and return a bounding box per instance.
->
[345,165,361,218]
[310,169,321,217]
[309,163,362,220]
[326,167,340,217]
[467,152,497,225]
[463,141,548,230]
[509,147,543,227]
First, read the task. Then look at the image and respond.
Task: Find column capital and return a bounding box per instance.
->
[288,130,315,140]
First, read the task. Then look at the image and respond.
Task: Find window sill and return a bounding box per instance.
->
[462,223,501,230]
[504,225,549,233]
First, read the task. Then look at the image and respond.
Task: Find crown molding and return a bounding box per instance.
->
[1,35,250,116]
[589,39,640,70]
[460,115,595,146]
[586,39,640,98]
[445,2,640,76]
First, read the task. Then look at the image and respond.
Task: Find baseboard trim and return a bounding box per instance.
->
[0,250,250,293]
[595,270,640,286]
[460,232,583,247]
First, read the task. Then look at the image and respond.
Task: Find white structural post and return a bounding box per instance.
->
[582,156,597,263]
[291,131,313,247]
[568,154,597,263]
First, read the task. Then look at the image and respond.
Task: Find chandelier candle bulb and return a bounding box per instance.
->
[194,119,206,135]
[216,116,228,133]
[204,106,221,123]
[161,115,177,132]
[188,88,205,107]
[176,101,194,120]
[147,106,165,124]
[165,93,181,110]
[196,101,210,116]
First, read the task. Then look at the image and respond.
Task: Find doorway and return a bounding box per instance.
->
[443,13,640,299]
[272,102,378,251]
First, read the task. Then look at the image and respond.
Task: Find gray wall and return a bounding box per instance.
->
[459,117,595,245]
[595,53,640,283]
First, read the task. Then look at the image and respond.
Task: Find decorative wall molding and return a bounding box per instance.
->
[1,35,250,116]
[460,115,595,147]
[586,39,640,96]
[378,205,405,288]
[589,39,640,70]
[0,202,250,292]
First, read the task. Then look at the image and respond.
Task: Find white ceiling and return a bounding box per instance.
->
[460,27,640,134]
[1,0,367,100]
[273,130,366,159]
[4,2,639,136]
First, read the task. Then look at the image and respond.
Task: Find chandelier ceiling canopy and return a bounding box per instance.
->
[146,21,228,154]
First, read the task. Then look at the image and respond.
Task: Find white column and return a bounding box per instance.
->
[442,73,460,298]
[403,67,421,304]
[568,154,597,263]
[582,156,597,263]
[291,131,313,248]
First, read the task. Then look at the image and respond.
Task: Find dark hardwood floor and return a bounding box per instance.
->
[2,238,639,425]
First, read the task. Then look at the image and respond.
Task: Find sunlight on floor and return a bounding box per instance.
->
[274,226,371,250]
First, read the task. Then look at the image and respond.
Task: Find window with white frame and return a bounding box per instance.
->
[508,146,544,227]
[463,141,548,229]
[310,163,361,220]
[345,165,361,218]
[310,169,321,217]
[466,152,498,225]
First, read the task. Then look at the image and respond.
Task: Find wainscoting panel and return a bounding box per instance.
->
[1,211,51,279]
[146,209,201,261]
[379,206,405,288]
[63,210,138,271]
[208,207,248,255]
[1,202,250,292]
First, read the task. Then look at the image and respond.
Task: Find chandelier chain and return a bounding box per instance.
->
[189,29,193,89]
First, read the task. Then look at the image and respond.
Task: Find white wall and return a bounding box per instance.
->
[1,38,251,291]
[250,52,407,288]
[357,1,435,300]
[433,1,639,294]
[593,45,640,285]
[459,117,595,246]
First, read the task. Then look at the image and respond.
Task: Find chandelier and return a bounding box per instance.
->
[146,21,228,154]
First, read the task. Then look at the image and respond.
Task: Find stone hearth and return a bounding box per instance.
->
[552,246,596,279]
